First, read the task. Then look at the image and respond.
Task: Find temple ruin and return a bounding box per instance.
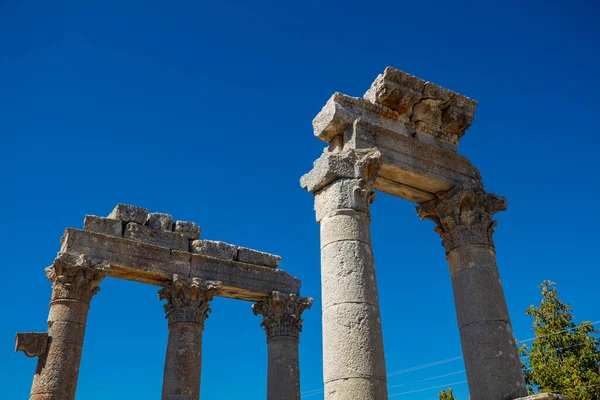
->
[15,204,312,400]
[16,67,566,400]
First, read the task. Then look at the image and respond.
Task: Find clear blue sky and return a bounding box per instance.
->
[2,1,599,399]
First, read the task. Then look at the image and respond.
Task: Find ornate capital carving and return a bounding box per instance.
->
[253,292,313,341]
[416,181,507,253]
[158,275,221,328]
[301,148,382,221]
[45,253,110,304]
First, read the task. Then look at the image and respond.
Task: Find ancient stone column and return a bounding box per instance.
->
[159,275,220,400]
[29,252,109,400]
[301,147,388,400]
[417,181,527,400]
[253,291,313,400]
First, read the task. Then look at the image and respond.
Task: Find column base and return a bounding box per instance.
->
[516,394,570,400]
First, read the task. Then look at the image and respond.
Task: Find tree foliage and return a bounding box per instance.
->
[519,280,600,399]
[438,388,456,400]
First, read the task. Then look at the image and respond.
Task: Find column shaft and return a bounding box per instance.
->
[320,208,387,400]
[253,291,312,400]
[301,148,387,400]
[267,337,300,400]
[447,245,524,400]
[30,300,90,400]
[29,253,108,400]
[159,275,220,400]
[417,182,527,400]
[162,323,203,400]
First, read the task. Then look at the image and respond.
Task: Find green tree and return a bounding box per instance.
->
[519,280,600,399]
[438,388,456,400]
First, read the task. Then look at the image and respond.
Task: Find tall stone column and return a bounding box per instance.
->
[159,275,220,400]
[253,291,313,400]
[301,147,388,400]
[417,181,527,400]
[29,252,109,400]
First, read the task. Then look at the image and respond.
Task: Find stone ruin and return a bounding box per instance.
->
[15,203,312,400]
[16,67,567,400]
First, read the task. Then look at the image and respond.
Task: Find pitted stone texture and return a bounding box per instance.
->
[324,378,388,400]
[321,240,379,310]
[108,204,148,224]
[146,212,174,231]
[267,337,301,400]
[320,211,371,248]
[322,303,387,383]
[460,320,527,400]
[15,332,48,358]
[238,247,281,268]
[361,67,477,150]
[190,240,237,260]
[124,222,188,252]
[174,221,201,240]
[451,259,511,328]
[313,93,408,144]
[83,215,123,237]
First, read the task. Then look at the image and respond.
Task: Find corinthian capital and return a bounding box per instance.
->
[45,253,110,303]
[253,292,313,342]
[416,180,507,253]
[158,275,221,328]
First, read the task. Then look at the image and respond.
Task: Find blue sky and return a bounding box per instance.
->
[1,1,599,399]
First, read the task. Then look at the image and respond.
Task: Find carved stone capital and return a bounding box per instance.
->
[45,253,110,304]
[416,181,507,253]
[15,332,48,358]
[253,292,313,342]
[158,275,221,328]
[300,148,382,221]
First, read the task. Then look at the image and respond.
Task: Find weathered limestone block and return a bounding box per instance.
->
[174,220,201,240]
[15,332,48,358]
[108,203,148,224]
[60,228,300,301]
[190,239,238,260]
[364,71,424,116]
[124,222,188,252]
[313,92,409,144]
[237,247,281,268]
[83,215,123,237]
[146,212,174,231]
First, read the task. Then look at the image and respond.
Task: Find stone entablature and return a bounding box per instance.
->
[310,68,481,203]
[253,292,313,341]
[61,204,298,302]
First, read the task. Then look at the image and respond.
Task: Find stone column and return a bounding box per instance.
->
[159,275,220,400]
[253,291,313,400]
[417,181,527,400]
[301,147,388,400]
[29,252,109,400]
